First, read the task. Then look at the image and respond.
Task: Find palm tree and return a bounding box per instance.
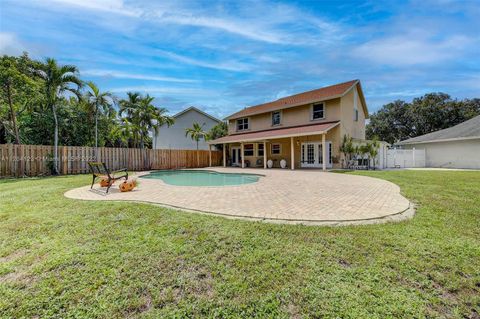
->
[84,81,115,156]
[185,122,209,166]
[35,58,82,174]
[367,138,380,170]
[119,92,142,147]
[358,144,371,169]
[340,134,354,168]
[119,93,174,149]
[137,94,174,149]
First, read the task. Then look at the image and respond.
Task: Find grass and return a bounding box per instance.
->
[0,170,479,318]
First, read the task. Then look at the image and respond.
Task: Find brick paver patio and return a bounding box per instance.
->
[64,168,413,225]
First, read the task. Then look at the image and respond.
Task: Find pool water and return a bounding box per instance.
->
[141,170,260,186]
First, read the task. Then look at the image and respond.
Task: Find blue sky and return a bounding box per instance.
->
[1,0,479,118]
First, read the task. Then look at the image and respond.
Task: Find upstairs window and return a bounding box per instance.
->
[312,103,325,120]
[244,144,254,156]
[237,118,249,131]
[272,111,281,126]
[354,108,359,122]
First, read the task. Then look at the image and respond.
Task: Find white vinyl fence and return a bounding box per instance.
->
[386,148,426,168]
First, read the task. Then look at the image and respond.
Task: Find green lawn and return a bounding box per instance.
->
[0,170,479,318]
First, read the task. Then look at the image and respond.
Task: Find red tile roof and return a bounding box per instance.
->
[209,121,340,144]
[226,80,360,120]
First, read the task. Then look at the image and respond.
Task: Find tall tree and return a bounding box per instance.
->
[366,93,480,144]
[119,93,174,149]
[0,54,41,144]
[34,58,82,174]
[119,92,142,147]
[185,122,209,166]
[137,94,173,149]
[84,81,115,154]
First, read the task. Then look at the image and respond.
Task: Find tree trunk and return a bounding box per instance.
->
[52,104,59,175]
[95,112,98,159]
[6,82,20,144]
[197,140,199,167]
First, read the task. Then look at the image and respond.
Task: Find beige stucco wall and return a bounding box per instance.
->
[228,98,342,134]
[227,125,342,168]
[404,139,480,169]
[227,84,366,141]
[339,85,366,140]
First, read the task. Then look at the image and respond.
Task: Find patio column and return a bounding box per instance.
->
[241,142,245,168]
[223,144,226,167]
[290,137,295,170]
[263,141,267,169]
[208,144,212,167]
[322,133,327,171]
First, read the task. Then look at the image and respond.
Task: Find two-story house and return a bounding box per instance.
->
[208,80,368,170]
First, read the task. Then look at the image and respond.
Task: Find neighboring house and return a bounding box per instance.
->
[209,80,368,170]
[396,115,480,169]
[153,106,221,150]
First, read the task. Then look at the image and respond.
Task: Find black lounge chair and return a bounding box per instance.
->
[88,162,128,193]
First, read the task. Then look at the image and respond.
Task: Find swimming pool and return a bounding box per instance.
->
[141,170,261,186]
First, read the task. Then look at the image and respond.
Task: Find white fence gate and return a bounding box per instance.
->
[386,148,426,168]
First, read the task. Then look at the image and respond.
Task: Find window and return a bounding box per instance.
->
[272,111,281,126]
[244,144,254,156]
[271,143,281,155]
[258,143,264,156]
[312,103,325,120]
[237,118,249,131]
[354,108,359,121]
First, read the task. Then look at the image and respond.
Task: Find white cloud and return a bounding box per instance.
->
[155,50,252,72]
[109,86,215,96]
[36,0,141,17]
[28,0,340,45]
[158,14,286,44]
[0,32,26,55]
[353,34,473,66]
[82,69,197,83]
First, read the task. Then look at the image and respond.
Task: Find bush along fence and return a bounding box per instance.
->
[0,144,222,177]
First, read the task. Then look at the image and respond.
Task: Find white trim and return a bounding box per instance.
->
[271,143,282,155]
[231,146,241,166]
[271,110,282,126]
[236,117,250,132]
[257,142,265,157]
[310,102,326,121]
[300,141,333,169]
[243,143,255,156]
[398,136,480,145]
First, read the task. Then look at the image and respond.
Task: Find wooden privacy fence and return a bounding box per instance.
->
[0,144,222,177]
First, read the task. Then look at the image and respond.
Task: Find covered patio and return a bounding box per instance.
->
[208,121,340,170]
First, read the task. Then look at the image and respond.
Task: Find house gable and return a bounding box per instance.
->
[153,106,221,150]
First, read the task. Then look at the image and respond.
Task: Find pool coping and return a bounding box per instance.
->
[138,169,266,188]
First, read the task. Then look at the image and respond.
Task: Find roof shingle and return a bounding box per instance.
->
[226,80,359,120]
[398,115,480,144]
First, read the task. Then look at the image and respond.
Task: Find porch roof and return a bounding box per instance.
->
[209,121,339,144]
